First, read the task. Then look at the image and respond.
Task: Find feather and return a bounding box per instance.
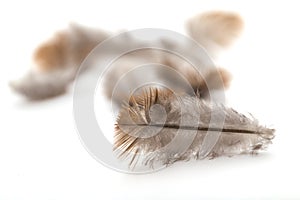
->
[103,50,231,107]
[186,11,244,55]
[114,88,275,169]
[10,24,110,100]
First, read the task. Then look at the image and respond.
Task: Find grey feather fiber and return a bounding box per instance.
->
[114,88,275,168]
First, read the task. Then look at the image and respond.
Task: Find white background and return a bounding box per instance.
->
[1,0,300,199]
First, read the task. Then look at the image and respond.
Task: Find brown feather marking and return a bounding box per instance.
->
[33,32,69,71]
[187,11,244,47]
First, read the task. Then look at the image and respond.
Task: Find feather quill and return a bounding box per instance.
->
[114,88,275,168]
